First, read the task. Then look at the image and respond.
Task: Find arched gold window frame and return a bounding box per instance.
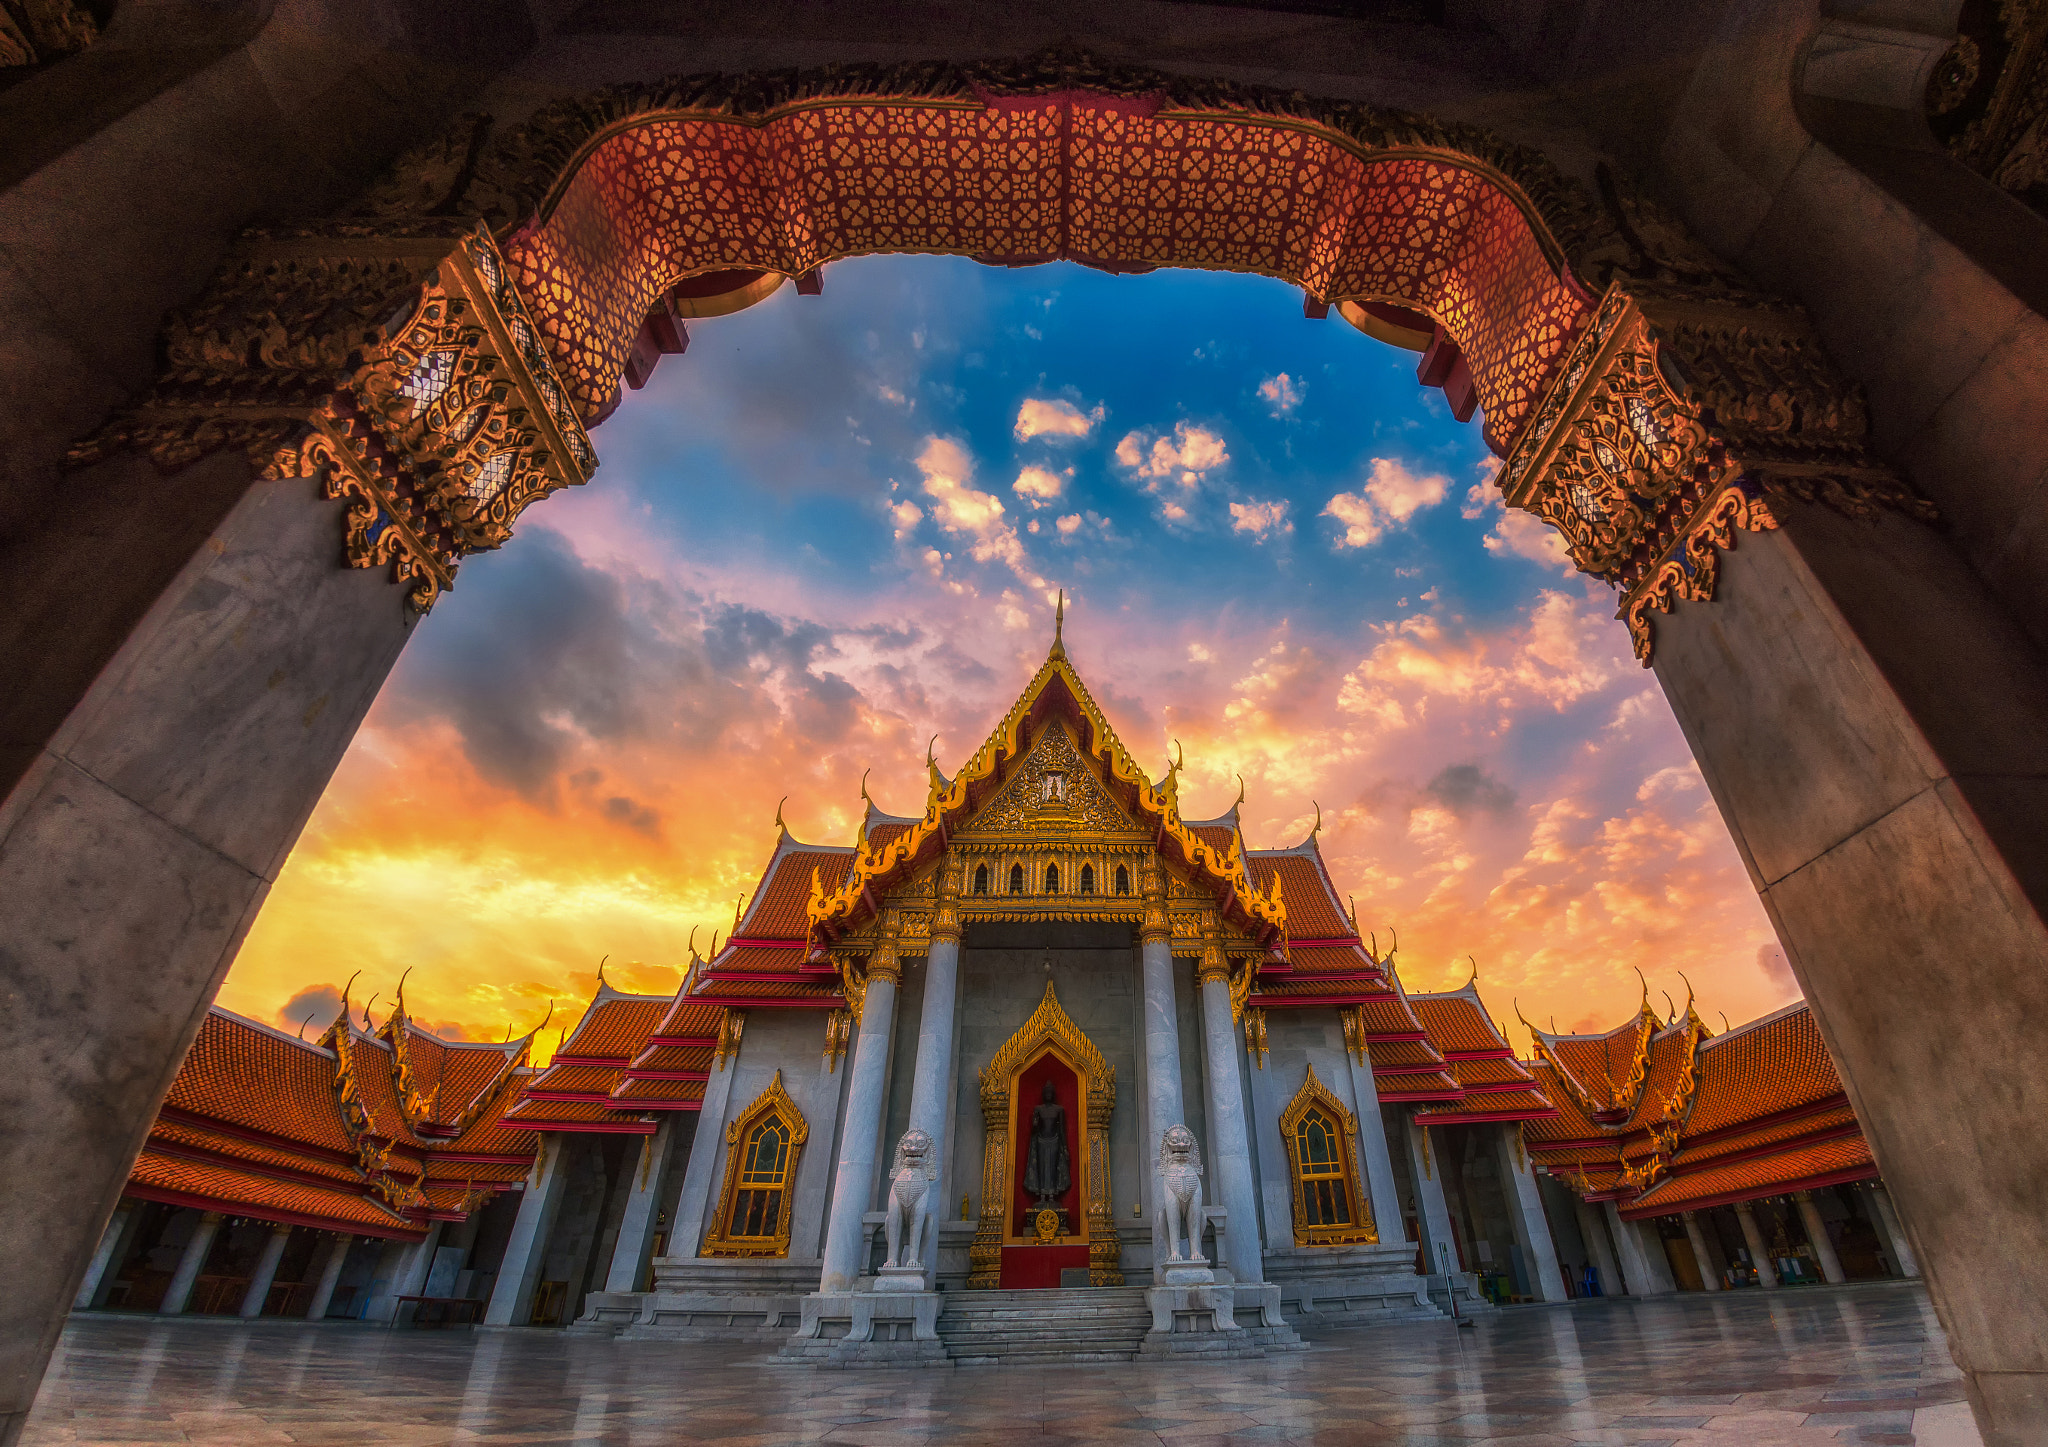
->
[1279,1065,1377,1247]
[702,1069,809,1258]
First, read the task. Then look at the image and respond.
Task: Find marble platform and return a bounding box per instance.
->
[31,1281,1977,1445]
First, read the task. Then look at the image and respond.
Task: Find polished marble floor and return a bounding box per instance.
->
[27,1281,1978,1446]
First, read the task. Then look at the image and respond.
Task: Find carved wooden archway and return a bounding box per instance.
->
[74,48,1928,657]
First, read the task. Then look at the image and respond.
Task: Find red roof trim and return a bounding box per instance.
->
[610,1099,704,1112]
[1287,937,1366,948]
[1620,1162,1881,1219]
[698,971,816,984]
[123,1183,422,1241]
[1441,1048,1516,1062]
[621,1069,710,1083]
[1249,992,1393,1008]
[1416,1105,1560,1124]
[691,996,847,1009]
[725,936,808,948]
[645,1035,719,1049]
[547,1053,630,1067]
[502,1117,658,1134]
[1364,1030,1431,1044]
[1377,1087,1467,1103]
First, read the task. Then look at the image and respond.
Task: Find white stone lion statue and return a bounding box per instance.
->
[883,1127,938,1270]
[1154,1123,1206,1264]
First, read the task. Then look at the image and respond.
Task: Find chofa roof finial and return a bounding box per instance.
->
[1051,588,1066,658]
[773,795,788,835]
[597,955,609,989]
[1310,800,1322,840]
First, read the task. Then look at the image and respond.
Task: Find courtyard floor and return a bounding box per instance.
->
[26,1280,1978,1446]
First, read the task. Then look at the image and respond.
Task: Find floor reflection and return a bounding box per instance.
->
[28,1281,1973,1445]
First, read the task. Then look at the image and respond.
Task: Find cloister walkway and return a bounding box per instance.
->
[28,1281,1975,1445]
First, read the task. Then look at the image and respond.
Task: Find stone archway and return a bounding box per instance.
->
[6,43,2048,1447]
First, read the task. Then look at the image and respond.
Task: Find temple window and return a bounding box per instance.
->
[1280,1066,1377,1247]
[702,1071,808,1258]
[1045,864,1060,894]
[1079,863,1095,894]
[1114,864,1131,895]
[974,863,989,895]
[1009,863,1025,894]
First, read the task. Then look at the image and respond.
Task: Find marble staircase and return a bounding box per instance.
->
[936,1286,1155,1364]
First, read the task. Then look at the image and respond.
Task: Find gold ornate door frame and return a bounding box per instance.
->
[969,981,1121,1288]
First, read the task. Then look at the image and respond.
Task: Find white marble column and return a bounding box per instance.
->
[304,1234,352,1319]
[1401,1117,1461,1281]
[1340,1045,1406,1244]
[1605,1203,1675,1296]
[1868,1183,1920,1277]
[668,1032,743,1260]
[1195,932,1261,1283]
[72,1203,136,1310]
[901,876,962,1279]
[1573,1197,1623,1296]
[602,1118,680,1294]
[372,1221,444,1325]
[1492,1126,1568,1302]
[237,1223,293,1318]
[1794,1190,1847,1284]
[485,1137,571,1325]
[158,1211,223,1315]
[1138,865,1185,1281]
[818,924,903,1293]
[1682,1211,1723,1291]
[1734,1200,1779,1289]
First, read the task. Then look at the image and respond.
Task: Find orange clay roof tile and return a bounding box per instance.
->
[1245,852,1351,939]
[163,1012,355,1153]
[1414,1088,1556,1122]
[1625,1134,1875,1216]
[626,1044,715,1072]
[747,848,857,939]
[1410,991,1513,1056]
[559,996,670,1060]
[147,1119,360,1185]
[609,1076,709,1105]
[1286,945,1378,975]
[1683,1005,1843,1136]
[129,1151,418,1234]
[651,998,726,1039]
[1368,1039,1448,1071]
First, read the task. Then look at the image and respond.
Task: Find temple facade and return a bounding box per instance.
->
[76,633,1920,1355]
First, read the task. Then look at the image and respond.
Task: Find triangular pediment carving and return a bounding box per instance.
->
[955,719,1147,842]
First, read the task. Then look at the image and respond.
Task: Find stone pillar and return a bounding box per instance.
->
[72,1203,137,1311]
[818,919,902,1293]
[1195,923,1262,1284]
[1605,1204,1674,1296]
[601,1119,680,1295]
[304,1235,352,1320]
[1341,1044,1406,1247]
[1573,1197,1624,1297]
[485,1136,572,1326]
[1735,1201,1779,1289]
[1401,1117,1461,1281]
[1682,1212,1723,1291]
[371,1221,443,1325]
[1139,863,1186,1157]
[158,1211,223,1316]
[1491,1126,1568,1302]
[898,867,962,1279]
[1868,1183,1919,1278]
[1649,499,2048,1437]
[237,1223,294,1318]
[1794,1191,1846,1285]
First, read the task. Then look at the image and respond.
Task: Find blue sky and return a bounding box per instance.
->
[224,256,1795,1052]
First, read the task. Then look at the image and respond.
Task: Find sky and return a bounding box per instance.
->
[220,256,1799,1059]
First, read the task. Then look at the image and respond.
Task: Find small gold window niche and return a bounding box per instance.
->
[1079,864,1095,894]
[973,863,989,895]
[702,1070,808,1257]
[1114,864,1131,895]
[1009,864,1025,894]
[1280,1066,1376,1247]
[1044,863,1060,893]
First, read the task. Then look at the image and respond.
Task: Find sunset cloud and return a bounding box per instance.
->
[1014,396,1103,441]
[1013,465,1068,508]
[1228,498,1292,541]
[1322,458,1451,549]
[1115,422,1229,487]
[1258,373,1303,414]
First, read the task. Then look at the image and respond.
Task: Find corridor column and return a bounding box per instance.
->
[1573,1197,1624,1296]
[238,1223,294,1318]
[1682,1212,1723,1291]
[899,863,963,1280]
[1195,918,1261,1282]
[1340,1035,1405,1243]
[1604,1204,1674,1296]
[72,1203,136,1310]
[1139,863,1186,1278]
[485,1136,571,1325]
[1734,1201,1779,1289]
[305,1234,352,1319]
[158,1212,223,1316]
[1401,1118,1461,1284]
[1868,1183,1919,1277]
[1793,1191,1846,1284]
[818,913,903,1292]
[1492,1127,1567,1301]
[602,1118,681,1294]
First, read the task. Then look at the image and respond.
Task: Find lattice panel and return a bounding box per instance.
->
[504,95,1589,451]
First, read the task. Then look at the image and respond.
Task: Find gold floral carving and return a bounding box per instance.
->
[968,981,1120,1288]
[67,227,595,611]
[960,720,1139,838]
[1279,1066,1377,1247]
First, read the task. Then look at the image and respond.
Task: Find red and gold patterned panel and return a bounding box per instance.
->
[504,97,1586,452]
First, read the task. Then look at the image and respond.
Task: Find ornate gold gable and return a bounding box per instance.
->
[969,982,1121,1288]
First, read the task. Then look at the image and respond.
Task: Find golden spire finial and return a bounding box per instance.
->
[1232,773,1245,812]
[1661,989,1676,1026]
[597,955,609,989]
[1049,588,1066,659]
[395,966,412,1016]
[926,734,940,770]
[1720,1011,1731,1033]
[364,993,380,1030]
[1466,955,1479,989]
[859,768,873,813]
[1634,966,1652,1017]
[1678,971,1699,1026]
[733,894,745,933]
[709,931,721,958]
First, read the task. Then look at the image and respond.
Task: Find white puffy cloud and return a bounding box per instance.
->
[913,436,1041,584]
[1228,499,1293,541]
[1114,422,1229,487]
[1322,457,1451,550]
[1013,465,1069,508]
[888,500,923,540]
[1014,397,1104,442]
[1257,373,1303,414]
[1055,513,1083,537]
[1463,470,1575,575]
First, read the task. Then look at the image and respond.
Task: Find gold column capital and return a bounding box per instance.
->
[931,854,963,944]
[1195,912,1230,986]
[1138,857,1171,944]
[869,911,904,987]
